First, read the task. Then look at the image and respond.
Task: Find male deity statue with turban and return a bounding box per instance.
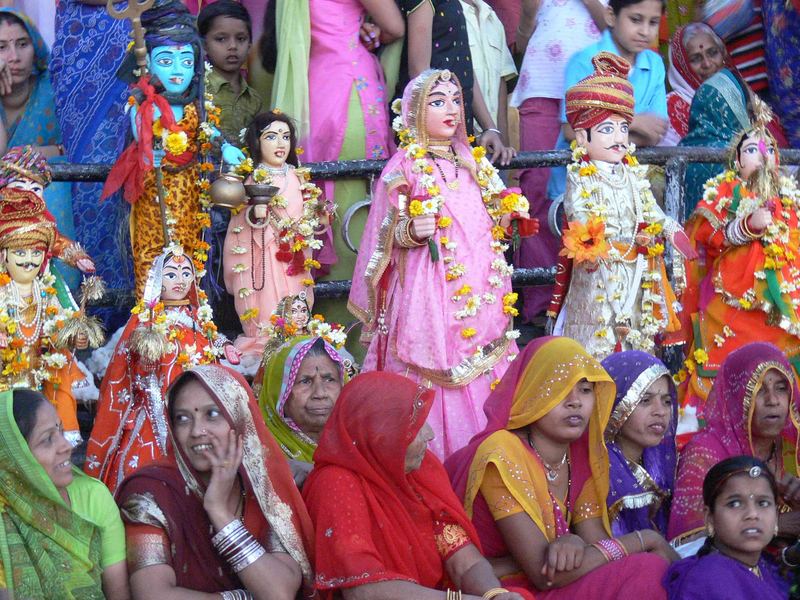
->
[547,53,697,359]
[0,146,99,445]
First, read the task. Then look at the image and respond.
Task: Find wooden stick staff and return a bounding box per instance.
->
[107,0,171,245]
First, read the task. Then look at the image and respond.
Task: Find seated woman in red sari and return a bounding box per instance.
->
[668,342,800,553]
[446,336,677,598]
[116,364,315,599]
[302,371,534,600]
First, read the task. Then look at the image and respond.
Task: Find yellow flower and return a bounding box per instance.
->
[461,327,477,339]
[304,258,321,270]
[301,278,314,287]
[241,308,260,321]
[438,216,452,228]
[738,297,752,309]
[644,222,663,236]
[578,164,598,177]
[490,377,501,390]
[672,369,688,384]
[693,348,709,365]
[456,284,472,296]
[164,130,189,155]
[408,199,424,217]
[491,225,507,241]
[472,146,486,161]
[502,292,518,306]
[647,243,665,257]
[152,118,164,138]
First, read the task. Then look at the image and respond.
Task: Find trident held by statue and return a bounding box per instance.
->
[107,0,171,246]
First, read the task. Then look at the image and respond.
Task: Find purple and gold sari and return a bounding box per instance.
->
[602,352,677,537]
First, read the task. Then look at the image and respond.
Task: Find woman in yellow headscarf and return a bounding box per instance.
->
[446,336,677,598]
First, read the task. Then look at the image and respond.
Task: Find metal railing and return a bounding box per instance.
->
[51,146,800,305]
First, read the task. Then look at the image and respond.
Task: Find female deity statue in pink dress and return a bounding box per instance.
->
[350,69,536,458]
[223,111,332,360]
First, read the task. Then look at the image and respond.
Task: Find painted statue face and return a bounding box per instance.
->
[737,132,777,180]
[576,115,630,164]
[2,247,45,285]
[160,255,194,301]
[289,297,309,329]
[5,176,44,197]
[684,31,725,83]
[149,44,195,95]
[424,80,461,141]
[259,121,291,168]
[0,20,35,89]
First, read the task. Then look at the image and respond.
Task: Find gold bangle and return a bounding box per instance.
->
[635,530,645,553]
[741,216,759,239]
[482,588,509,599]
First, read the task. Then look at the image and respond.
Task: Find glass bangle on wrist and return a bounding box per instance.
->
[782,545,800,568]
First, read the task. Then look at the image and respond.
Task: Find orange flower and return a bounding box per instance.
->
[0,273,10,285]
[559,217,610,264]
[45,306,59,316]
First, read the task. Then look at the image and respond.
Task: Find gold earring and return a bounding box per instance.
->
[707,524,715,537]
[774,524,779,537]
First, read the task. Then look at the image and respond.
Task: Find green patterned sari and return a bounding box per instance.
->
[679,68,750,217]
[0,390,103,598]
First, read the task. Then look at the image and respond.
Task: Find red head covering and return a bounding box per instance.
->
[0,189,56,251]
[565,52,635,131]
[303,372,482,590]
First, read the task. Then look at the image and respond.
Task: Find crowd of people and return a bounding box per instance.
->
[0,0,798,598]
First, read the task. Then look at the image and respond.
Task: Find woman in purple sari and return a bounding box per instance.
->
[602,351,677,537]
[664,455,785,599]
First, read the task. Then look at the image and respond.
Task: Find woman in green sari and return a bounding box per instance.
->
[259,336,349,485]
[680,67,786,217]
[0,389,129,599]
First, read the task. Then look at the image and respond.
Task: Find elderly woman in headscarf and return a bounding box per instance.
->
[663,23,727,147]
[303,371,533,599]
[259,334,350,487]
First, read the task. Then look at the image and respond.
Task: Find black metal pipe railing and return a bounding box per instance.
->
[51,147,800,306]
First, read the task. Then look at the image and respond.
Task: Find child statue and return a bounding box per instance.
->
[548,53,696,360]
[350,69,536,459]
[84,244,240,493]
[102,0,244,297]
[0,147,100,445]
[223,111,331,359]
[679,100,800,422]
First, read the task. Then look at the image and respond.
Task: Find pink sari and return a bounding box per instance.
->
[306,0,394,268]
[668,342,800,542]
[349,70,517,459]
